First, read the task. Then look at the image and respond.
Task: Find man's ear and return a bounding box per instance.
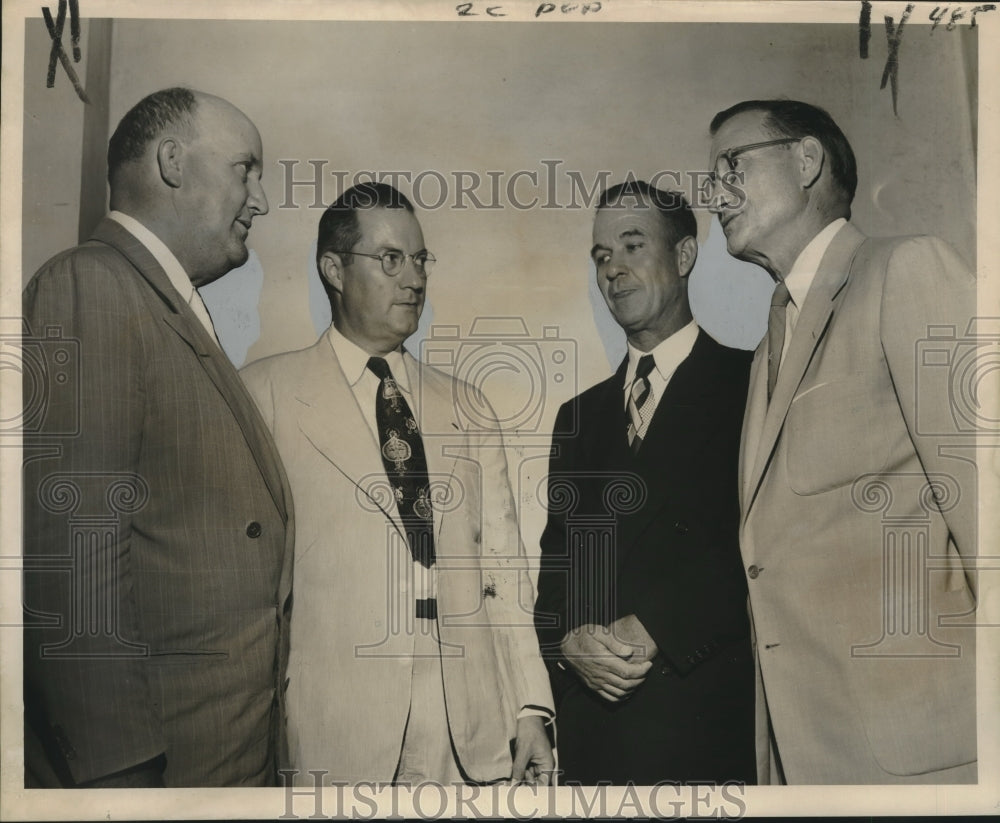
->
[674,235,699,279]
[319,251,345,294]
[156,138,183,189]
[797,136,825,190]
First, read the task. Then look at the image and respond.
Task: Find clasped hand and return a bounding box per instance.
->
[559,615,657,702]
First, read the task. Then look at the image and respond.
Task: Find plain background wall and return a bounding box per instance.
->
[20,14,978,560]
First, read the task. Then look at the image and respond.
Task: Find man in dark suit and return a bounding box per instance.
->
[22,87,293,787]
[534,180,755,785]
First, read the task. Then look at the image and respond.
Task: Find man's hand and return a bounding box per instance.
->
[609,614,659,662]
[560,622,653,702]
[511,716,554,785]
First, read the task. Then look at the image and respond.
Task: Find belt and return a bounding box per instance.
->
[415,598,437,619]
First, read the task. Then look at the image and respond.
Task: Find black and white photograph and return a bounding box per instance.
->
[2,0,997,818]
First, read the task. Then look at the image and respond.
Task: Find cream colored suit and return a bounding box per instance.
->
[740,223,978,784]
[241,329,553,783]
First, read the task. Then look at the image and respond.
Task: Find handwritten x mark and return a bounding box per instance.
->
[42,0,90,103]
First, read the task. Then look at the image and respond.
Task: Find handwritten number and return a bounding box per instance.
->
[456,2,477,15]
[928,5,948,33]
[969,4,997,26]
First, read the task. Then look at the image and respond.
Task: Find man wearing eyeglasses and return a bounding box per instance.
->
[707,100,977,784]
[241,182,554,786]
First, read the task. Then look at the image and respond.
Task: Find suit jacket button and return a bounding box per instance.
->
[246,521,262,538]
[747,564,760,579]
[674,521,688,534]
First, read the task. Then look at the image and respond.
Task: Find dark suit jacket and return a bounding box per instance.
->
[534,328,755,785]
[22,218,294,787]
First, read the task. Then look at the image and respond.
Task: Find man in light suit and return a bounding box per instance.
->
[241,182,554,786]
[534,180,756,785]
[707,99,978,784]
[23,88,293,787]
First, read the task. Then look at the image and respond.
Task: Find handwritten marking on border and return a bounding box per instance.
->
[42,0,90,103]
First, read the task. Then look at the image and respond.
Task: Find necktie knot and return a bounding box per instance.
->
[367,356,392,381]
[771,280,791,309]
[635,353,656,381]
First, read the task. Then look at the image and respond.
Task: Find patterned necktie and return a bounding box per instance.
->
[367,356,435,568]
[626,354,656,454]
[767,281,791,403]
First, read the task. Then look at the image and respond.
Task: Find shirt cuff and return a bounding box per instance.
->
[517,705,555,723]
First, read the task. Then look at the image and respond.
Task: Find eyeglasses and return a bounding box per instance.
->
[330,249,436,277]
[710,137,801,182]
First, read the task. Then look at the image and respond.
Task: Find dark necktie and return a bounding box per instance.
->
[767,281,791,403]
[626,354,656,454]
[367,356,435,568]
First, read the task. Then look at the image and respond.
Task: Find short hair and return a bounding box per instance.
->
[107,87,198,185]
[596,179,698,248]
[316,182,415,308]
[710,99,858,206]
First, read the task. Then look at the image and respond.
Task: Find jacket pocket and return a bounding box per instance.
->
[785,378,890,495]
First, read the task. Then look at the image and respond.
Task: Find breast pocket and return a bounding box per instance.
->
[785,378,891,495]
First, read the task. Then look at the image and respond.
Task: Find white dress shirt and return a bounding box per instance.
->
[622,319,700,418]
[777,217,847,365]
[107,210,220,347]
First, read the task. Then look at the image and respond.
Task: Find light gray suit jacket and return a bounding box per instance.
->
[241,329,553,783]
[740,222,978,784]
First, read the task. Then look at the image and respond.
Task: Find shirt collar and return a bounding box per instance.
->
[782,217,847,308]
[326,324,410,393]
[107,210,195,304]
[624,319,699,387]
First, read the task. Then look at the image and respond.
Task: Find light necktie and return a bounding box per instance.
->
[767,281,791,403]
[189,290,221,347]
[367,356,435,568]
[626,354,656,454]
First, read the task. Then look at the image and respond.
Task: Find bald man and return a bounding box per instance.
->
[22,88,293,787]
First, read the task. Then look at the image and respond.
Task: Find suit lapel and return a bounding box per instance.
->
[744,223,867,516]
[291,332,408,540]
[91,218,291,521]
[598,357,632,465]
